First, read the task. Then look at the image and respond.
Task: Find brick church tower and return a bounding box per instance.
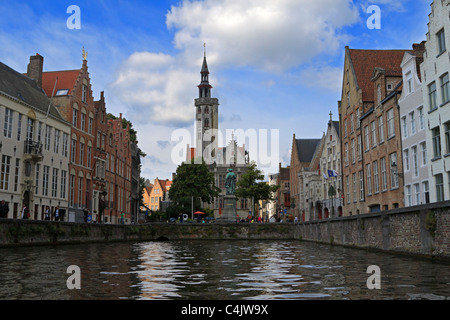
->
[194,51,219,164]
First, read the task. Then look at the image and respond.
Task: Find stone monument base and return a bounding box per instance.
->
[217,194,237,222]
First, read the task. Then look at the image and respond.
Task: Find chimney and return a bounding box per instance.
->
[27,54,44,88]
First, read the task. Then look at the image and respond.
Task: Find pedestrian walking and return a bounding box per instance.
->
[54,206,60,221]
[45,206,51,220]
[21,203,30,220]
[0,200,9,219]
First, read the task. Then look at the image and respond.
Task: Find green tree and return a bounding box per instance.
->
[235,161,280,214]
[169,159,221,213]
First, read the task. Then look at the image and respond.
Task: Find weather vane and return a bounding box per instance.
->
[82,47,88,60]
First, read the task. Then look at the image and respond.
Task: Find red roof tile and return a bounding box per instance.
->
[348,49,410,102]
[41,70,80,97]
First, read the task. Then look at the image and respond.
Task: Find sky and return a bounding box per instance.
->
[0,0,431,181]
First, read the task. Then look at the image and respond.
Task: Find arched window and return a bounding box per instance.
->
[198,107,202,114]
[204,118,209,127]
[205,107,209,114]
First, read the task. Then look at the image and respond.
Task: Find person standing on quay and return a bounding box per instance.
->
[45,206,51,220]
[54,206,60,221]
[21,203,29,220]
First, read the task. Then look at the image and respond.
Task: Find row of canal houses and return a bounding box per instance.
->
[277,0,450,221]
[0,52,142,224]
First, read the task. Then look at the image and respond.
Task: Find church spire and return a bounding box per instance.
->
[198,44,212,98]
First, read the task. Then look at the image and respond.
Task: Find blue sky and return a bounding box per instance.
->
[0,0,431,181]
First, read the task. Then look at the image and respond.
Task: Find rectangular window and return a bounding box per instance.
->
[81,113,86,132]
[404,149,410,171]
[445,121,450,154]
[441,73,450,104]
[351,139,355,164]
[78,177,83,208]
[387,109,395,138]
[62,133,69,157]
[350,114,354,133]
[54,129,60,154]
[0,155,11,190]
[371,121,377,147]
[423,181,430,204]
[359,171,364,201]
[357,135,362,160]
[71,139,77,163]
[353,173,357,202]
[3,108,13,138]
[87,146,92,168]
[73,109,78,127]
[421,142,427,166]
[42,165,49,196]
[88,117,93,135]
[414,184,420,205]
[79,143,85,166]
[14,159,20,192]
[356,109,360,129]
[373,160,379,194]
[364,126,369,151]
[406,71,413,94]
[82,85,87,103]
[390,152,399,189]
[381,157,387,191]
[367,164,372,195]
[418,107,425,130]
[410,112,416,135]
[61,170,67,199]
[437,28,446,55]
[429,82,437,111]
[346,176,350,204]
[344,119,348,137]
[435,174,444,202]
[401,116,408,138]
[412,146,418,177]
[405,185,412,207]
[52,168,58,198]
[17,114,22,141]
[345,142,349,166]
[45,125,51,151]
[35,164,40,195]
[432,126,442,158]
[378,116,384,143]
[69,174,75,207]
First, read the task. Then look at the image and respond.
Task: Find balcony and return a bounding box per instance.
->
[24,140,43,161]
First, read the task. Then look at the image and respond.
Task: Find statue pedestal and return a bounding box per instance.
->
[217,194,237,222]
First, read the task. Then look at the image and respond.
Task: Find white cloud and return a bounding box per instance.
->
[166,0,360,73]
[110,0,361,128]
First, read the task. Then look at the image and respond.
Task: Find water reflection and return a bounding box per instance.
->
[0,240,449,300]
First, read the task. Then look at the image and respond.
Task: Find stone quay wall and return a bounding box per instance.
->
[294,201,450,260]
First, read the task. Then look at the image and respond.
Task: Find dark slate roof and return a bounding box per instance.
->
[332,120,340,137]
[0,61,64,121]
[295,139,322,163]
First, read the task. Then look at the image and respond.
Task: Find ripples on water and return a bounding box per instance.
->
[0,240,449,300]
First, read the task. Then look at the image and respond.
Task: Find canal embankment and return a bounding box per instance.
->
[0,201,449,261]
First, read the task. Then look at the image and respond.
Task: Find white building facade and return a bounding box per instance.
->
[0,58,71,220]
[399,45,430,206]
[420,0,450,203]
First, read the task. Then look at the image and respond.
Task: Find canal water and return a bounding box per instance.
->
[0,240,449,300]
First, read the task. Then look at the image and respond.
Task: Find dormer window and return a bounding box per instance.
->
[56,89,69,96]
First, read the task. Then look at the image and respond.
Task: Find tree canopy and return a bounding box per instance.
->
[169,159,221,206]
[235,161,280,211]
